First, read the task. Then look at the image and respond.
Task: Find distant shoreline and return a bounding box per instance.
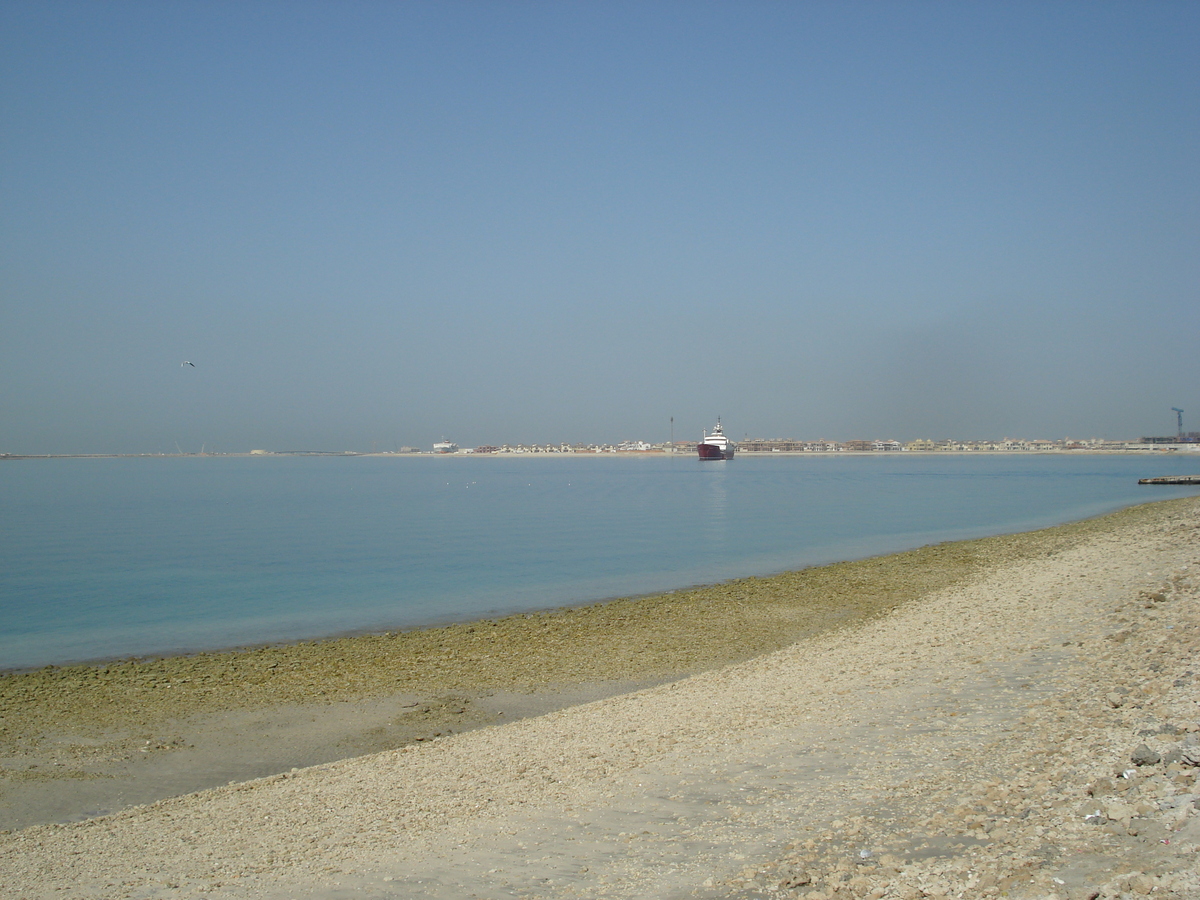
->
[4,448,1198,460]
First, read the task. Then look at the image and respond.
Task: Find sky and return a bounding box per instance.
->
[1,1,1197,453]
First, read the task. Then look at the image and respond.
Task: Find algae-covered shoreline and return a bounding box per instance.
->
[1,497,1195,832]
[4,499,1178,730]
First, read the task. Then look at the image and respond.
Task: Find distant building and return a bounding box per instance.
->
[740,439,806,452]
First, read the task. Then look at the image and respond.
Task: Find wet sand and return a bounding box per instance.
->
[2,496,1198,899]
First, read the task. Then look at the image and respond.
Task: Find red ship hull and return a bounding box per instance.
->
[697,442,734,460]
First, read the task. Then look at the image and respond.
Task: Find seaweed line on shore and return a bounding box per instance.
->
[1,497,1195,808]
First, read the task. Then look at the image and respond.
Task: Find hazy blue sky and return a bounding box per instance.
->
[2,1,1196,453]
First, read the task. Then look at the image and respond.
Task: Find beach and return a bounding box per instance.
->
[2,496,1198,899]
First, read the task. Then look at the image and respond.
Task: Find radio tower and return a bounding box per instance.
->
[1172,408,1184,440]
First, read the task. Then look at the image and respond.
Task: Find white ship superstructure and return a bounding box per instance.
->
[698,419,735,460]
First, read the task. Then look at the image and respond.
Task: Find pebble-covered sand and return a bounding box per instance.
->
[2,496,1198,899]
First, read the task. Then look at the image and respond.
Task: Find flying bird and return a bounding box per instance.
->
[181,361,196,367]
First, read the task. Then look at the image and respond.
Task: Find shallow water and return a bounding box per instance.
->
[1,452,1197,669]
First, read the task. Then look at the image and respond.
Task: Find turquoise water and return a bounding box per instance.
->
[1,453,1197,670]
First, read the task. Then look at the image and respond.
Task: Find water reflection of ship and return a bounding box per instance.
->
[697,418,735,460]
[703,462,729,544]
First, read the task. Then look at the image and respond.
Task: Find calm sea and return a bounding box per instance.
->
[2,453,1198,670]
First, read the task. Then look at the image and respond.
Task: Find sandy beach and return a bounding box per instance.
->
[2,496,1198,899]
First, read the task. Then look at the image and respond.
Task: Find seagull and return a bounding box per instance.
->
[181,361,196,367]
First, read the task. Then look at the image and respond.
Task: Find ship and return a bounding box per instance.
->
[698,418,735,460]
[432,439,459,454]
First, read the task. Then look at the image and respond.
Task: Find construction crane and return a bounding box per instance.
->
[1172,408,1184,439]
